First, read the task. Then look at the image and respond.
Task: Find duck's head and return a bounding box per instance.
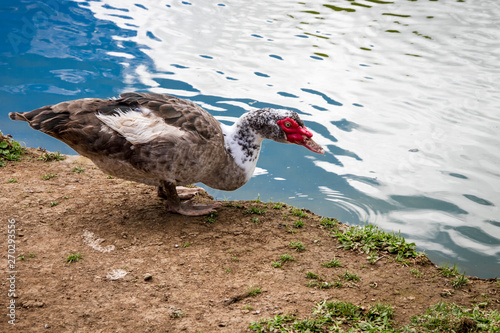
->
[276,115,324,154]
[244,108,325,155]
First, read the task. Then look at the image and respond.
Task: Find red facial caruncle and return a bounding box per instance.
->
[277,118,324,154]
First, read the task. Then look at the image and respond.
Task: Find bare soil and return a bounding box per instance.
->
[1,148,499,332]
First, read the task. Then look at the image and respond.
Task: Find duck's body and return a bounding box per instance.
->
[10,92,323,215]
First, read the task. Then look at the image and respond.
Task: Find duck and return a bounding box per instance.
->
[9,92,324,216]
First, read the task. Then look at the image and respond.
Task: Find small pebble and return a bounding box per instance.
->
[144,273,153,281]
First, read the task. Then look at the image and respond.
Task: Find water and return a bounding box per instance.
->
[1,0,499,278]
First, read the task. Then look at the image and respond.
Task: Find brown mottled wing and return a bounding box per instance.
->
[10,93,224,150]
[117,92,223,142]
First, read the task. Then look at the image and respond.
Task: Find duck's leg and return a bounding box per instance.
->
[176,186,208,200]
[160,181,218,216]
[157,185,207,200]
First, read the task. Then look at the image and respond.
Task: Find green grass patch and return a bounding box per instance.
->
[245,206,267,215]
[410,268,423,278]
[409,302,500,332]
[320,217,338,229]
[38,150,65,162]
[0,132,25,167]
[293,219,305,228]
[333,224,424,260]
[66,252,83,263]
[439,263,460,277]
[247,286,262,297]
[290,206,308,218]
[289,241,306,252]
[279,254,295,262]
[251,300,500,332]
[251,195,262,203]
[271,254,296,268]
[321,258,342,268]
[452,274,469,289]
[72,165,85,173]
[272,202,284,209]
[341,270,360,282]
[305,271,320,280]
[205,211,218,224]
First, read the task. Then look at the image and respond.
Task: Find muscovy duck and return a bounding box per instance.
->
[9,93,324,216]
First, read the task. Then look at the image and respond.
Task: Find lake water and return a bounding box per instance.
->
[1,0,499,278]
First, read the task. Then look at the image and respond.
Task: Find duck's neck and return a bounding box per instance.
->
[221,113,263,183]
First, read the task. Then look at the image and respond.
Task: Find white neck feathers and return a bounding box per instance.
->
[220,116,263,182]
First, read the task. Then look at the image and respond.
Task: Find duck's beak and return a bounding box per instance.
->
[293,135,325,155]
[283,124,325,155]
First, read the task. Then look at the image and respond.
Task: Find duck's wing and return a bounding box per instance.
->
[10,93,224,150]
[114,92,223,143]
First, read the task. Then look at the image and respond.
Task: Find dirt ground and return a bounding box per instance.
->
[0,148,498,332]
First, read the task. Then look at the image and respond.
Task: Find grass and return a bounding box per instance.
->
[367,252,380,264]
[72,165,85,173]
[247,286,262,297]
[410,268,423,278]
[206,211,217,224]
[439,263,460,277]
[42,173,57,180]
[333,224,425,262]
[290,206,308,218]
[305,271,320,280]
[224,201,242,208]
[320,217,338,229]
[321,258,342,268]
[272,202,284,209]
[452,274,469,289]
[38,150,65,162]
[271,261,283,268]
[0,132,25,167]
[7,178,18,183]
[66,252,83,263]
[437,264,468,289]
[279,254,295,262]
[341,270,360,282]
[250,300,500,332]
[272,254,296,268]
[293,219,305,228]
[289,241,306,252]
[245,206,267,215]
[251,195,262,203]
[409,302,500,332]
[304,271,338,290]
